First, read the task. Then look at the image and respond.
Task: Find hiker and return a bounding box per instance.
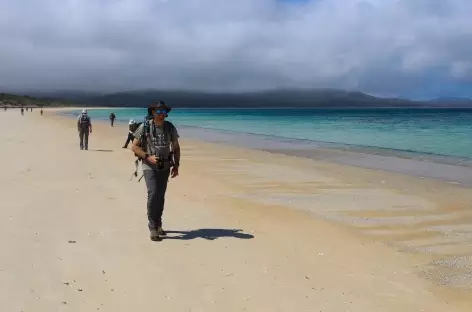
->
[40,109,43,115]
[77,109,92,150]
[122,119,138,148]
[21,108,24,115]
[131,101,181,241]
[109,112,116,126]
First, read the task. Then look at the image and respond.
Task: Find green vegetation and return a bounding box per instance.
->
[4,88,472,108]
[0,92,73,107]
[38,89,472,108]
[44,89,423,108]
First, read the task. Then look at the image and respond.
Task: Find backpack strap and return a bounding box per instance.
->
[163,121,170,144]
[130,117,153,182]
[165,121,176,167]
[139,116,152,153]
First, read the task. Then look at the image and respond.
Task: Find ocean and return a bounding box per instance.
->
[64,107,472,184]
[66,107,472,159]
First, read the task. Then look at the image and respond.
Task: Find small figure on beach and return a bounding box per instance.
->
[40,109,43,115]
[122,119,138,148]
[77,109,92,150]
[21,108,24,115]
[109,112,116,127]
[131,101,181,241]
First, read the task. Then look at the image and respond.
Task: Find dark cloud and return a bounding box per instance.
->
[1,0,472,97]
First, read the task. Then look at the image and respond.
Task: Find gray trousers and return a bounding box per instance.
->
[143,168,170,230]
[79,128,89,149]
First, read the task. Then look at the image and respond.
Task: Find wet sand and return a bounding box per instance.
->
[180,126,472,186]
[1,108,472,311]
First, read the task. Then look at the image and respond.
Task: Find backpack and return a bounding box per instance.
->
[79,114,90,126]
[130,122,142,133]
[130,116,175,181]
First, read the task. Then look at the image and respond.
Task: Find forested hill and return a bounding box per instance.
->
[0,92,72,107]
[5,88,472,108]
[44,89,424,108]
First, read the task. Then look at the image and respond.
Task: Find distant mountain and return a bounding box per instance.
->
[50,88,427,108]
[3,88,472,108]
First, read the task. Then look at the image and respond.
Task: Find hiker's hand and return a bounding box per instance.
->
[146,155,158,164]
[171,166,179,178]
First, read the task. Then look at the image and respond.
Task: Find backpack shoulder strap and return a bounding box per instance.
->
[141,119,149,142]
[131,118,151,180]
[165,121,174,141]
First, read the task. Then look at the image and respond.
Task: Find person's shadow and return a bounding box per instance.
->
[163,228,254,241]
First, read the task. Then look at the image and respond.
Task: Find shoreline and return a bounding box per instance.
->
[2,107,472,310]
[178,125,472,186]
[61,107,472,186]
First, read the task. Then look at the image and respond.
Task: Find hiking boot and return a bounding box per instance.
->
[150,229,161,241]
[158,227,167,236]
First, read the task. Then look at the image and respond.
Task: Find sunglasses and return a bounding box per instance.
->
[153,109,168,115]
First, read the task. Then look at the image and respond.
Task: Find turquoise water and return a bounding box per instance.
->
[66,108,472,160]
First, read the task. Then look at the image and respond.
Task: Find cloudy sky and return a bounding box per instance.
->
[1,0,472,99]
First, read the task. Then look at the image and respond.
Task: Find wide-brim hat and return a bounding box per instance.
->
[147,100,171,115]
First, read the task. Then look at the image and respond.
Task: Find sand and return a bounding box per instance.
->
[1,108,472,311]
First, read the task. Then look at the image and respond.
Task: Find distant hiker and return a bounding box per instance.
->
[122,119,138,148]
[131,101,180,241]
[40,109,43,115]
[109,112,116,126]
[21,108,24,115]
[77,109,92,150]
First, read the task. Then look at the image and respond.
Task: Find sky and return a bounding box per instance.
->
[1,0,472,99]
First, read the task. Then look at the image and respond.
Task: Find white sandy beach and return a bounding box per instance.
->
[1,108,472,311]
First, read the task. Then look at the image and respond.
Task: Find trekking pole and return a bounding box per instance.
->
[129,159,139,181]
[129,170,137,181]
[138,174,144,182]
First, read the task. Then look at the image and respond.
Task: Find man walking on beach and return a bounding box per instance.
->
[122,119,138,148]
[110,112,116,126]
[77,109,92,150]
[131,101,180,241]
